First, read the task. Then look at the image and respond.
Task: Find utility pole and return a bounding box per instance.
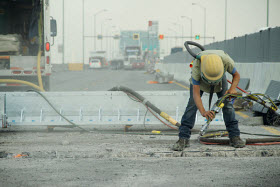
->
[267,0,269,27]
[225,0,227,40]
[192,3,206,45]
[94,9,107,51]
[82,0,84,64]
[62,0,64,64]
[181,16,193,41]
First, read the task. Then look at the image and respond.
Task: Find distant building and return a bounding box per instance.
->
[119,20,160,58]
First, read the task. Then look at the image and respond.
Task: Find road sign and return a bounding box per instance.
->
[195,35,200,40]
[133,33,139,40]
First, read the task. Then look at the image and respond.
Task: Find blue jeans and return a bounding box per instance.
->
[179,76,240,139]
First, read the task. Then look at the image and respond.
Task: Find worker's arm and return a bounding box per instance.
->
[193,85,215,120]
[225,70,240,95]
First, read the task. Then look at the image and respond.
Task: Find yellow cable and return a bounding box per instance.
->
[37,6,44,90]
[37,50,44,89]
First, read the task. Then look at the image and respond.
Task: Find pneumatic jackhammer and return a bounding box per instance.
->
[199,93,280,136]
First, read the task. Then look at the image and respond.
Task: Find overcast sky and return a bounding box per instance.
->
[50,0,280,63]
[84,0,280,42]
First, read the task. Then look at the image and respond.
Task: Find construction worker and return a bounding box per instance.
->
[172,50,246,151]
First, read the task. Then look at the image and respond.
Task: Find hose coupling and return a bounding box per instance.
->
[211,103,224,113]
[200,121,211,136]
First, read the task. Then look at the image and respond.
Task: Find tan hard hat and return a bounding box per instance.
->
[201,54,224,84]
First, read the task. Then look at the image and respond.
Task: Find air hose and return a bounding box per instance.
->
[37,7,44,90]
[199,93,280,145]
[109,86,181,127]
[200,136,280,145]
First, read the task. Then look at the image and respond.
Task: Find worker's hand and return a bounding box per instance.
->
[225,88,238,101]
[202,111,215,120]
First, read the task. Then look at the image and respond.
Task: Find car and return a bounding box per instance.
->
[110,59,124,70]
[89,59,102,68]
[131,59,145,70]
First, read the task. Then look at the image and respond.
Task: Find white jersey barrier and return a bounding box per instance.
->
[155,62,280,93]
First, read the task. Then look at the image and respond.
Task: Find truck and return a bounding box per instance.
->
[170,47,183,54]
[0,0,56,91]
[89,51,108,68]
[123,46,142,69]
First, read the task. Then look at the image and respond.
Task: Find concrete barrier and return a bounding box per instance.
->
[68,63,84,71]
[155,62,280,93]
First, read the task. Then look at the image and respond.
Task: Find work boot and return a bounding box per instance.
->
[171,138,190,151]
[229,136,246,148]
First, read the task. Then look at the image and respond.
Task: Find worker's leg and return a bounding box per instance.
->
[216,76,240,138]
[179,84,203,139]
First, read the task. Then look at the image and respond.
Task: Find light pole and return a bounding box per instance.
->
[192,3,206,45]
[108,25,117,59]
[267,0,269,27]
[94,9,107,51]
[101,18,112,51]
[225,0,227,40]
[168,28,178,47]
[181,16,193,41]
[172,22,184,46]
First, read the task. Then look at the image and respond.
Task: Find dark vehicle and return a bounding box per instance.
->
[110,59,124,70]
[123,46,141,69]
[131,59,145,70]
[171,47,183,54]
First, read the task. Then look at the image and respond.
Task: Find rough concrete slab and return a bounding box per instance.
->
[1,124,280,158]
[1,124,280,186]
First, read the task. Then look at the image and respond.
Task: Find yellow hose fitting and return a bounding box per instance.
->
[219,103,225,108]
[160,112,179,126]
[152,130,161,134]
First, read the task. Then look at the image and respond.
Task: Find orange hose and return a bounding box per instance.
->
[227,79,249,94]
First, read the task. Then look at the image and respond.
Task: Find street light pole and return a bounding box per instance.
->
[172,23,183,46]
[168,28,178,46]
[181,16,193,41]
[225,0,227,40]
[101,18,112,51]
[192,3,206,45]
[267,0,269,27]
[94,9,106,51]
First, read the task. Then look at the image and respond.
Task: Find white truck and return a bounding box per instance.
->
[89,51,108,68]
[0,0,56,91]
[123,46,142,69]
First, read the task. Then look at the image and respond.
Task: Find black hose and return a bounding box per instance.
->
[109,86,161,114]
[27,90,89,132]
[184,41,205,59]
[109,86,181,127]
[200,137,280,145]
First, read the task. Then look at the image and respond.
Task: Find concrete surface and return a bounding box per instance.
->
[1,123,280,186]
